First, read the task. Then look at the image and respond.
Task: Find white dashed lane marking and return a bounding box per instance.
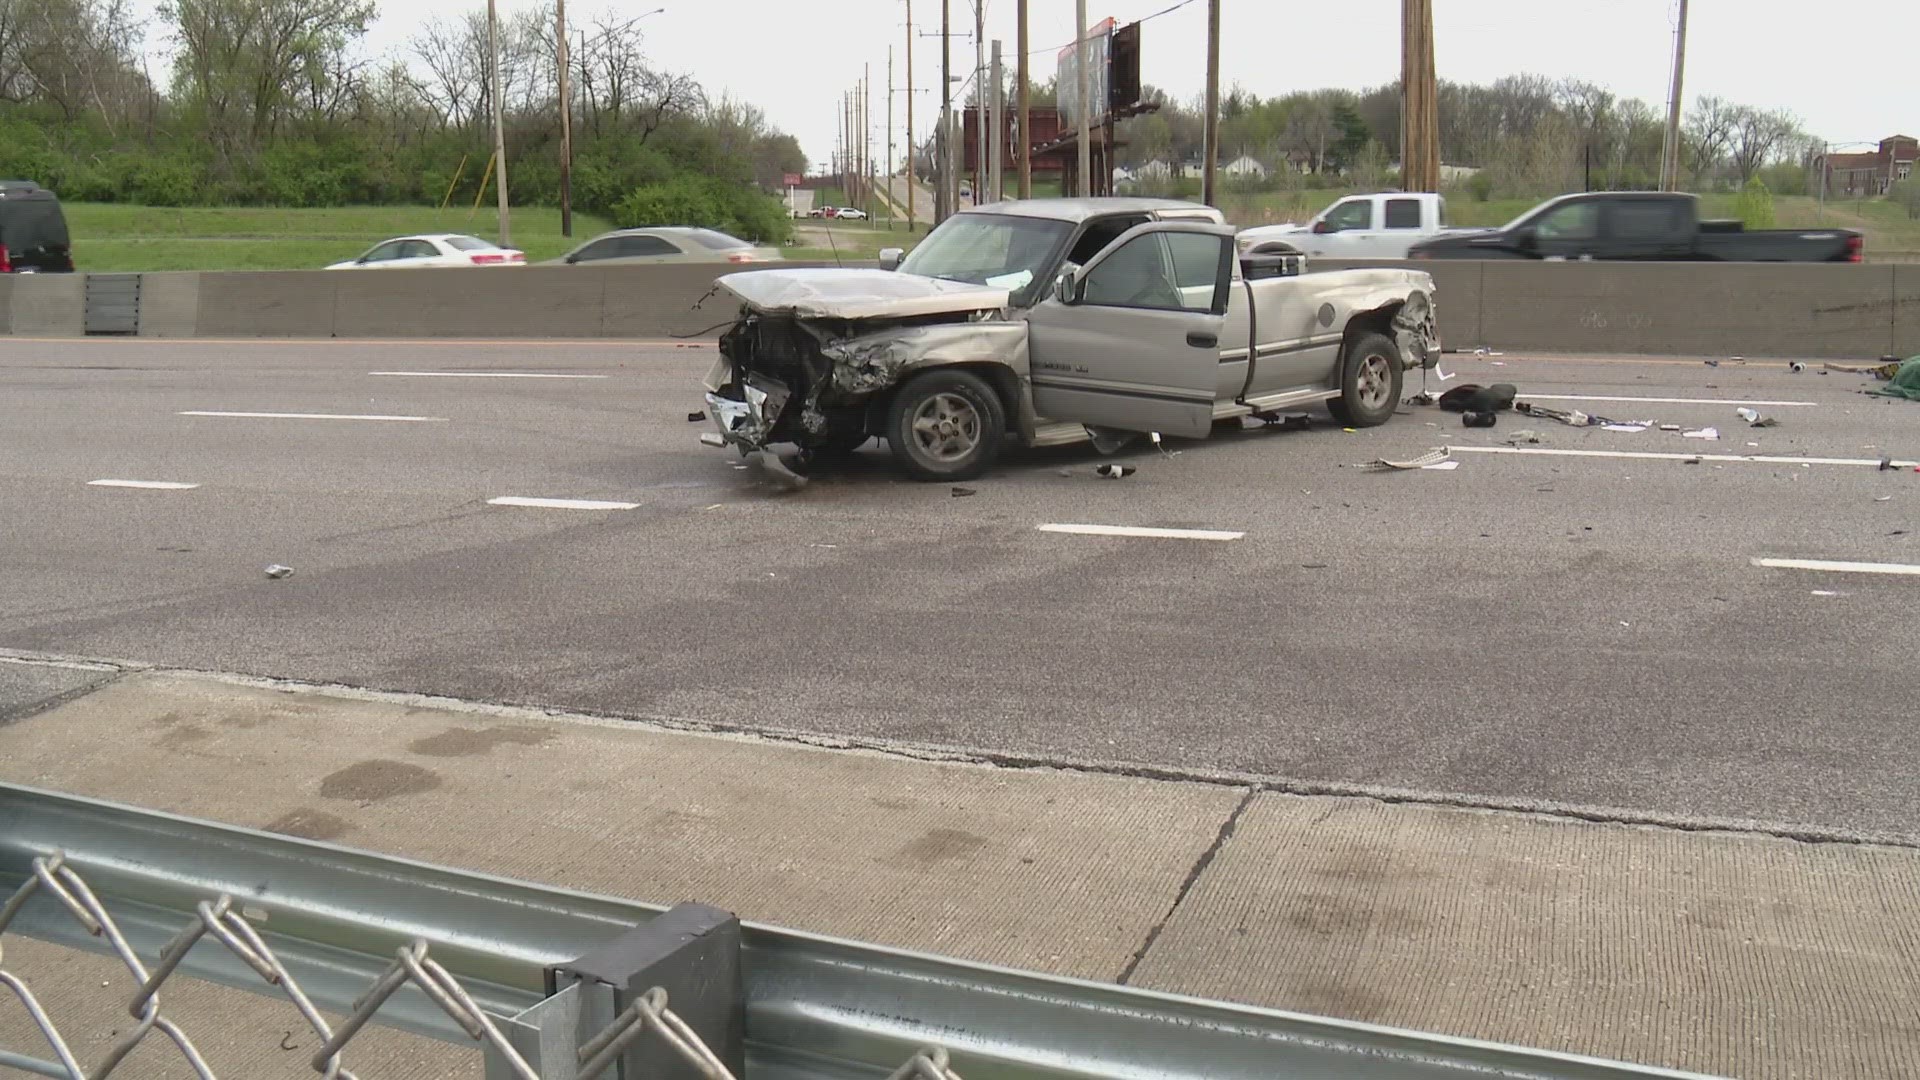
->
[87,480,199,490]
[1038,523,1245,541]
[487,497,641,511]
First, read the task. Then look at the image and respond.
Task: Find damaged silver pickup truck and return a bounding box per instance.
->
[700,197,1439,480]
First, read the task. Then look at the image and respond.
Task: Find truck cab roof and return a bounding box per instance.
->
[960,197,1225,225]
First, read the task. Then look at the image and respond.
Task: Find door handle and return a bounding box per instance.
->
[1186,331,1218,348]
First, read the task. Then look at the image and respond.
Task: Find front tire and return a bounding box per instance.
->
[1326,331,1403,427]
[885,369,1006,481]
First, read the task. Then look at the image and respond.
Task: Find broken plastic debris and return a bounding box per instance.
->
[264,565,293,580]
[1735,407,1777,428]
[1095,464,1136,479]
[951,486,977,497]
[1406,393,1438,406]
[1507,429,1544,444]
[687,410,707,422]
[1601,423,1648,433]
[1434,367,1458,382]
[1789,362,1805,373]
[1659,423,1683,432]
[1703,359,1719,367]
[1683,427,1720,440]
[1880,457,1896,471]
[1811,590,1840,597]
[1422,460,1462,471]
[1462,411,1497,428]
[1358,448,1452,471]
[1875,496,1893,502]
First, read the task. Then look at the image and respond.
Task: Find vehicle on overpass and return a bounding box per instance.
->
[325,234,525,270]
[1406,191,1864,262]
[0,180,73,273]
[1237,191,1459,260]
[546,227,782,266]
[698,197,1440,481]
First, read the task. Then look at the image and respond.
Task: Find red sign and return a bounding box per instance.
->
[783,173,803,188]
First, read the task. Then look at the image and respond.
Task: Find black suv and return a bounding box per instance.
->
[0,181,73,273]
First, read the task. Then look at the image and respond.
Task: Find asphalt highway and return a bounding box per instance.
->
[3,338,1915,840]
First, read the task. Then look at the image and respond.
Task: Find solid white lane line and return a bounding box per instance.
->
[178,411,447,422]
[488,497,640,511]
[1449,446,1919,469]
[1522,395,1819,407]
[369,371,609,379]
[87,479,199,490]
[1038,523,1244,541]
[1752,558,1920,577]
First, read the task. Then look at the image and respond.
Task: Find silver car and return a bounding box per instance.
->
[549,227,783,266]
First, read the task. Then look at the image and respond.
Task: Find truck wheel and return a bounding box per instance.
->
[885,369,1005,481]
[1327,331,1402,427]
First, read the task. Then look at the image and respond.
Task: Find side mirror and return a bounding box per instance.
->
[1054,270,1078,305]
[877,247,904,271]
[1311,220,1334,235]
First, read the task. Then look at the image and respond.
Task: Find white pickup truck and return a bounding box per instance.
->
[699,197,1440,481]
[1237,192,1454,261]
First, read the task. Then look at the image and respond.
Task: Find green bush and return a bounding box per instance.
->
[1733,178,1776,229]
[613,176,792,243]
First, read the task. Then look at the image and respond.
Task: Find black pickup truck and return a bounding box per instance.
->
[1406,192,1862,263]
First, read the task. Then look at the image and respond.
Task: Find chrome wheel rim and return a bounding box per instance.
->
[1357,353,1394,410]
[910,393,982,462]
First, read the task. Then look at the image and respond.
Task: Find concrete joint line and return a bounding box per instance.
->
[1117,787,1258,985]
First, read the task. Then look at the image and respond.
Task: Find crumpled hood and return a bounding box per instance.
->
[716,268,1010,320]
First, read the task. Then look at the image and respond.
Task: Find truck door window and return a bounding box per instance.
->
[1066,214,1150,266]
[1384,198,1422,229]
[1610,201,1681,239]
[1325,200,1372,231]
[1079,233,1189,311]
[1533,202,1599,241]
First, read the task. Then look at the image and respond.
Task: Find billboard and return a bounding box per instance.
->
[1055,17,1115,129]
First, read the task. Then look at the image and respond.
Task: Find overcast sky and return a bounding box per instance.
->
[144,0,1918,167]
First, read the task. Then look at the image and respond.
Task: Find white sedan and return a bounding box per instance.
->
[326,234,526,270]
[833,207,868,220]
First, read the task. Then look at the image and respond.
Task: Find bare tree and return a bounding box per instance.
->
[2,0,149,133]
[1727,105,1800,183]
[1682,94,1736,181]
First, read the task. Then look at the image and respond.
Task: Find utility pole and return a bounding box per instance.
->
[1074,0,1089,198]
[556,0,572,236]
[1660,0,1690,191]
[1400,0,1439,192]
[486,0,511,247]
[887,47,896,229]
[905,0,916,229]
[867,68,875,207]
[989,39,1003,203]
[1016,0,1030,199]
[939,0,951,221]
[973,0,985,203]
[1201,0,1220,205]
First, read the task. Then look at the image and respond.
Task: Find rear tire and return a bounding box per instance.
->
[885,369,1006,481]
[1327,331,1403,427]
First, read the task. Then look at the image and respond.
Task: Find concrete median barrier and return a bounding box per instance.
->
[2,260,1909,358]
[5,273,85,336]
[1895,264,1920,358]
[1477,261,1897,358]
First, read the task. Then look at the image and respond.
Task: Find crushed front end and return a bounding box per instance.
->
[702,314,854,453]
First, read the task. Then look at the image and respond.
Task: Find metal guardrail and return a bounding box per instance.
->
[0,783,1716,1079]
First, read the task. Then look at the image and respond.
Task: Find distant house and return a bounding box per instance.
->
[1222,154,1268,179]
[1136,159,1173,180]
[1818,135,1917,197]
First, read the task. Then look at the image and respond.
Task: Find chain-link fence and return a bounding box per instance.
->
[0,852,960,1080]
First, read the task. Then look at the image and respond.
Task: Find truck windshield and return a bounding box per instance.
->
[897,214,1074,302]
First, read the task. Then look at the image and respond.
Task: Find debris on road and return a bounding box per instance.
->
[1439,384,1517,413]
[1789,362,1806,373]
[1507,429,1544,444]
[1242,411,1312,431]
[1517,402,1601,427]
[1406,392,1438,406]
[1684,427,1721,440]
[1659,423,1683,432]
[751,450,809,491]
[1735,407,1779,428]
[1602,423,1648,433]
[1704,359,1719,367]
[264,565,294,580]
[1880,457,1896,471]
[1463,411,1497,428]
[1825,359,1904,379]
[1867,356,1920,400]
[686,410,707,422]
[951,486,977,497]
[1095,464,1136,479]
[1357,448,1453,471]
[1875,496,1893,502]
[1684,456,1702,465]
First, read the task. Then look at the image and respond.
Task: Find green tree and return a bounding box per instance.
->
[1733,178,1775,229]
